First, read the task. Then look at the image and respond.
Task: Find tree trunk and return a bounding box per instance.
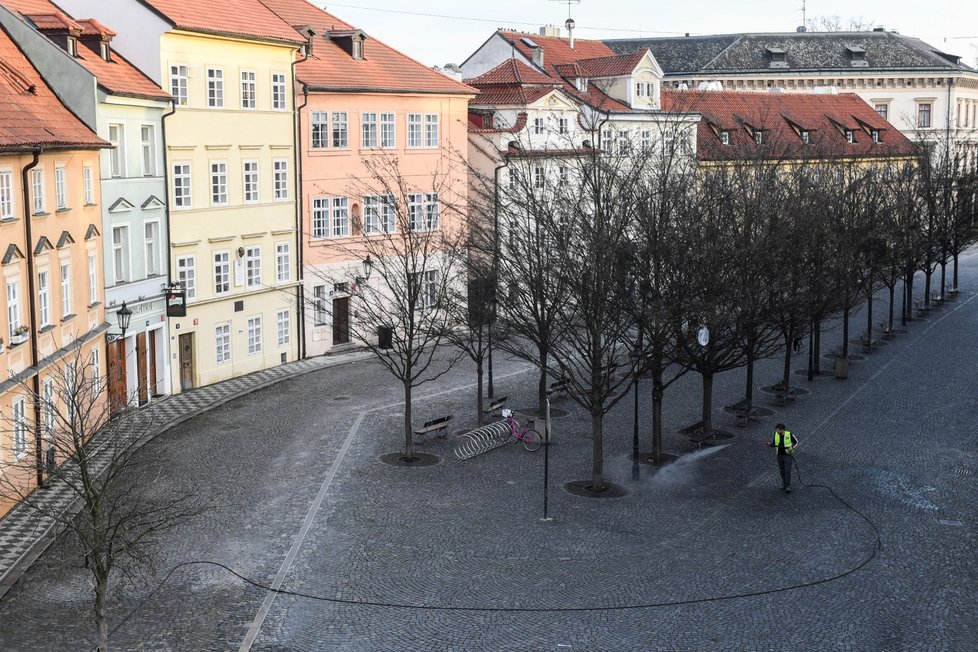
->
[866,292,874,342]
[745,350,755,409]
[782,331,793,389]
[650,372,663,464]
[842,307,850,358]
[403,380,414,459]
[813,320,822,374]
[591,410,604,492]
[906,270,915,321]
[924,267,933,308]
[701,371,714,435]
[95,570,109,651]
[887,284,895,331]
[476,360,484,426]
[940,260,947,299]
[953,251,959,290]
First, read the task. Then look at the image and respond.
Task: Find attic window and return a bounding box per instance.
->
[846,46,868,68]
[352,39,363,60]
[801,130,811,144]
[871,129,881,143]
[67,36,77,57]
[766,47,787,69]
[719,131,730,145]
[845,129,855,143]
[753,130,764,145]
[100,41,110,61]
[576,77,588,92]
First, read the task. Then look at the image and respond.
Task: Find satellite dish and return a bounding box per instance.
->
[697,326,710,346]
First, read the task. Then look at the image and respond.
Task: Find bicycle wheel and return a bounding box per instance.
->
[522,429,542,452]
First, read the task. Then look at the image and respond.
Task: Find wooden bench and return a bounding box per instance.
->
[482,395,508,417]
[771,386,801,405]
[413,415,453,444]
[547,379,569,398]
[726,399,761,427]
[679,421,719,448]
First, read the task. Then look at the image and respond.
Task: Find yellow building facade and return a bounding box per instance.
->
[160,31,300,392]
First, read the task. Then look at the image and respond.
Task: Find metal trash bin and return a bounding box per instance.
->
[835,356,849,379]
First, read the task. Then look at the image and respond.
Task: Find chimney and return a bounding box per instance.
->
[539,25,561,37]
[565,18,576,49]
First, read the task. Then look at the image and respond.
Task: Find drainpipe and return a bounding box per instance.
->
[20,147,43,487]
[488,153,512,398]
[292,58,309,360]
[159,100,176,395]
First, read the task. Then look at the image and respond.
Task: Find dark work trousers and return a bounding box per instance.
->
[777,454,795,489]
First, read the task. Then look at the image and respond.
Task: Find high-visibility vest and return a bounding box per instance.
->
[774,430,795,454]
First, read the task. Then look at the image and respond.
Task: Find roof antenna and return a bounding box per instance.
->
[799,0,807,32]
[549,0,580,48]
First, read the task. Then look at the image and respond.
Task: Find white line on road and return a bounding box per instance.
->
[238,411,365,652]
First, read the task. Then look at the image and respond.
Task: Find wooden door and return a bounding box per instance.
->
[106,339,127,414]
[148,330,159,397]
[178,333,194,391]
[332,297,350,345]
[136,332,148,405]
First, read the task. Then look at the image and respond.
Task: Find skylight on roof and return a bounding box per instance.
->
[521,37,539,49]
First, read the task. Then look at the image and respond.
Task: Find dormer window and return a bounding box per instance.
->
[352,39,363,60]
[328,29,367,61]
[576,78,588,92]
[66,36,77,57]
[871,129,881,143]
[766,47,787,69]
[754,130,764,145]
[635,82,655,99]
[801,130,811,144]
[846,46,868,68]
[100,41,110,61]
[719,131,730,145]
[845,129,855,143]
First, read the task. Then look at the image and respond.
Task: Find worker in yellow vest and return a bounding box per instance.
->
[766,423,798,493]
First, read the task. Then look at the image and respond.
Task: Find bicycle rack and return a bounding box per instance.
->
[453,421,510,460]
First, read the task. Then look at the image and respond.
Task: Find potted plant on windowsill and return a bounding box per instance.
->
[10,325,29,346]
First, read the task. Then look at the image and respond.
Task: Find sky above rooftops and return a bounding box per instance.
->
[319,0,978,69]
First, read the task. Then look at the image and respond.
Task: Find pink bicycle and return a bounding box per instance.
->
[501,409,541,451]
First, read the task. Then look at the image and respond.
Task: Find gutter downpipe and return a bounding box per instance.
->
[292,62,309,360]
[159,100,177,395]
[21,148,43,487]
[488,154,512,399]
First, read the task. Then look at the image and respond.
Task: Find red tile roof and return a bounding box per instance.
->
[575,51,647,77]
[662,90,915,161]
[470,86,556,107]
[1,0,169,101]
[499,30,615,69]
[0,22,106,149]
[139,0,304,44]
[465,59,557,87]
[258,0,473,94]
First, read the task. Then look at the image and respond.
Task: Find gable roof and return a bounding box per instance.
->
[465,58,558,87]
[574,51,648,78]
[0,21,106,150]
[606,31,975,75]
[662,89,916,161]
[138,0,303,44]
[258,0,473,94]
[1,0,170,101]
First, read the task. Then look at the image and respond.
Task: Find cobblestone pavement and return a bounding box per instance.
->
[1,252,977,651]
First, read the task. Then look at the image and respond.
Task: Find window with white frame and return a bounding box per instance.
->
[361,112,378,147]
[275,242,290,282]
[247,315,262,354]
[32,168,45,214]
[558,117,569,134]
[172,163,191,208]
[60,262,71,317]
[42,378,55,437]
[13,398,26,457]
[875,103,888,120]
[601,128,613,153]
[245,246,261,288]
[534,165,545,189]
[408,194,423,231]
[332,112,348,148]
[414,269,438,309]
[108,124,124,177]
[38,270,50,326]
[83,166,93,204]
[407,113,422,147]
[533,117,544,135]
[207,68,224,108]
[112,225,129,283]
[719,131,731,145]
[176,255,196,300]
[311,112,328,149]
[213,251,230,295]
[55,166,67,210]
[215,322,231,363]
[273,160,289,199]
[240,70,257,109]
[144,221,160,276]
[276,309,290,345]
[424,114,439,147]
[364,194,394,234]
[6,281,20,338]
[243,161,259,203]
[558,165,568,186]
[917,102,932,128]
[88,254,97,304]
[141,125,156,176]
[312,197,349,238]
[0,171,13,219]
[380,112,396,148]
[210,161,227,206]
[170,64,188,106]
[424,193,439,230]
[313,285,327,325]
[272,73,287,110]
[845,129,855,144]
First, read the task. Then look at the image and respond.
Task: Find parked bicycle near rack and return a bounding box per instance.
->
[501,408,541,451]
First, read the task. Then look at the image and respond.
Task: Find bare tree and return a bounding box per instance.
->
[807,15,877,32]
[307,153,467,461]
[0,345,201,651]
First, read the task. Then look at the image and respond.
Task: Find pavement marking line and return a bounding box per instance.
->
[238,410,366,652]
[366,365,532,414]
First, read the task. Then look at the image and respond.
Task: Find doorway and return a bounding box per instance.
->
[107,338,127,414]
[178,333,194,391]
